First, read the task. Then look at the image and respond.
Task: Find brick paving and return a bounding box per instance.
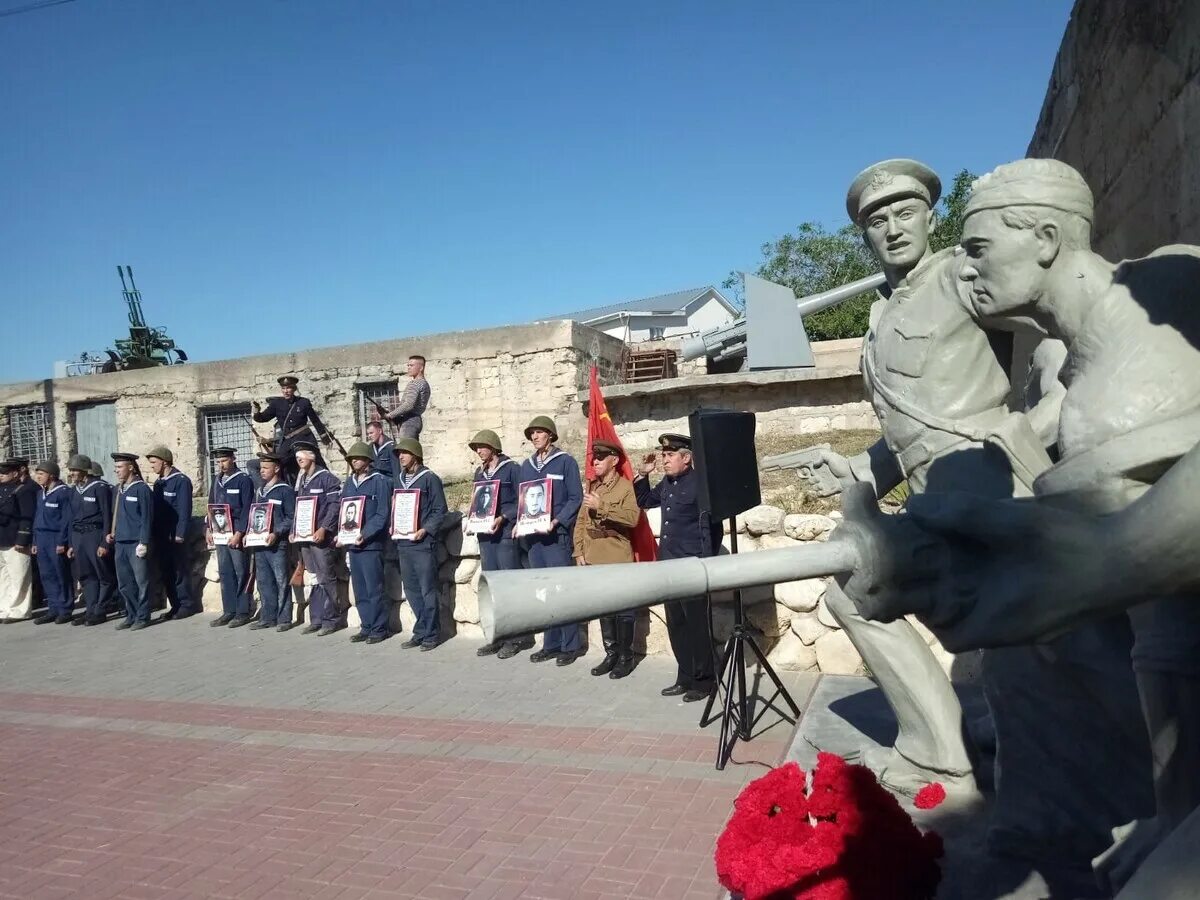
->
[0,616,816,899]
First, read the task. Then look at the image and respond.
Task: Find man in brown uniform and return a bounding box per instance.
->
[573,440,640,680]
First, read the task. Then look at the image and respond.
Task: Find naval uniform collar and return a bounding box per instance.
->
[218,469,244,485]
[259,480,288,497]
[529,447,564,471]
[481,456,512,477]
[399,466,428,489]
[41,483,66,497]
[351,471,381,488]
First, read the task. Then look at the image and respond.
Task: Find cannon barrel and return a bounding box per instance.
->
[681,272,886,363]
[478,538,860,644]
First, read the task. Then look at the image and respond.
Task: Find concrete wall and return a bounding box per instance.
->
[0,320,627,489]
[1027,0,1200,258]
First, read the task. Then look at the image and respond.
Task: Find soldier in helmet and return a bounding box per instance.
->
[31,460,73,624]
[66,454,115,625]
[108,452,154,630]
[469,429,529,659]
[208,447,255,628]
[249,451,296,632]
[340,441,392,644]
[253,376,334,482]
[516,416,584,665]
[292,439,346,635]
[393,438,448,651]
[146,446,196,621]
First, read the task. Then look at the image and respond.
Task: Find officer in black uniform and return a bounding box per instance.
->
[634,433,722,702]
[253,376,333,482]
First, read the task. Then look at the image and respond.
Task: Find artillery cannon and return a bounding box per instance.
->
[96,266,188,372]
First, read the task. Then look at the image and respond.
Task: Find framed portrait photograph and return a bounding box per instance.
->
[337,497,365,547]
[292,496,318,543]
[208,504,233,546]
[515,478,553,537]
[390,489,420,541]
[466,479,499,534]
[244,503,274,548]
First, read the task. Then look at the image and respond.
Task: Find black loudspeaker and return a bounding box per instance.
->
[688,408,761,521]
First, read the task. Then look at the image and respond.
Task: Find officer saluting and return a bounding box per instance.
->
[253,376,334,481]
[634,433,722,702]
[66,454,115,626]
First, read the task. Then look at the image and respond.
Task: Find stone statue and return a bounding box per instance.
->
[811,159,1152,886]
[843,158,1200,893]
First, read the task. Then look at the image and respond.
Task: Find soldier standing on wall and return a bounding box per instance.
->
[253,376,334,481]
[384,356,432,439]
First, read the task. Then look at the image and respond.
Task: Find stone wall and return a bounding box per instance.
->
[1027,0,1200,258]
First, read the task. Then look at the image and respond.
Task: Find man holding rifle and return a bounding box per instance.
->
[253,376,336,481]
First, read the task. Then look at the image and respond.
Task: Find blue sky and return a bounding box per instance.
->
[1,0,1073,382]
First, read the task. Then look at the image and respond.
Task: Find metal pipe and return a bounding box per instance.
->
[793,272,886,317]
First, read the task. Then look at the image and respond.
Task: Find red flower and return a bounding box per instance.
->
[914,783,946,810]
[715,754,943,900]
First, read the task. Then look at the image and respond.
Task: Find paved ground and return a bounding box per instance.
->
[0,615,816,900]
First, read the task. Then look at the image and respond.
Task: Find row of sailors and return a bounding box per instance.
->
[0,418,720,701]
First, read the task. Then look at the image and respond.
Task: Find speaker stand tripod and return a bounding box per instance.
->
[700,517,802,771]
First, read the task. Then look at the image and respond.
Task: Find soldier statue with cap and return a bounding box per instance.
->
[208,446,255,628]
[292,439,347,635]
[249,451,297,632]
[30,459,73,624]
[146,446,197,622]
[634,433,723,701]
[575,439,640,680]
[0,457,38,622]
[66,454,115,625]
[515,416,585,666]
[108,452,155,630]
[393,438,448,651]
[340,441,393,644]
[469,429,529,659]
[253,376,334,481]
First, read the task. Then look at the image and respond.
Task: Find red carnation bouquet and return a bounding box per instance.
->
[715,753,943,900]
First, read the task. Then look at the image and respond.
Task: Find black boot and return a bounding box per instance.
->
[591,616,618,676]
[591,651,618,677]
[609,619,635,680]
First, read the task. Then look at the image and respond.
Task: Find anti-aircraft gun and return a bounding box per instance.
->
[97,266,188,373]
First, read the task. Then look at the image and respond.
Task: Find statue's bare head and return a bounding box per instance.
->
[847,159,940,287]
[959,159,1093,317]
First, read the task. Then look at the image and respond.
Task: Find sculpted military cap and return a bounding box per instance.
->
[292,439,319,453]
[965,158,1094,223]
[35,460,60,478]
[345,441,374,461]
[394,437,424,459]
[66,454,93,472]
[146,445,173,464]
[846,159,941,226]
[468,429,502,452]
[211,446,237,458]
[592,440,623,457]
[111,451,139,462]
[277,375,300,387]
[257,451,283,463]
[524,416,558,441]
[658,433,692,451]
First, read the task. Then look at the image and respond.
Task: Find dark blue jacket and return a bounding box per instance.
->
[211,469,254,533]
[33,483,71,548]
[71,478,113,538]
[634,466,722,560]
[473,456,520,543]
[340,470,391,553]
[296,467,342,540]
[0,479,37,549]
[393,465,448,550]
[152,470,193,542]
[371,439,397,481]
[518,448,582,537]
[113,479,154,544]
[253,396,328,445]
[255,480,295,546]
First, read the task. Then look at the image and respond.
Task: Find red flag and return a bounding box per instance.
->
[586,365,658,563]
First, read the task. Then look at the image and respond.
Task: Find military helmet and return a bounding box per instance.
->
[67,453,93,473]
[394,438,424,460]
[524,416,558,442]
[468,429,502,452]
[35,460,61,479]
[146,445,174,464]
[345,441,374,461]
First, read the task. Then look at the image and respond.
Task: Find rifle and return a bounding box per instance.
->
[760,444,844,498]
[367,397,398,440]
[242,416,275,452]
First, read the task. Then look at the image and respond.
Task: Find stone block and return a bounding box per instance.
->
[815,629,863,675]
[742,505,785,536]
[790,611,827,646]
[768,629,819,672]
[453,557,478,584]
[783,514,837,542]
[451,584,480,624]
[200,579,223,613]
[816,594,841,629]
[204,553,220,582]
[746,600,792,638]
[759,533,794,552]
[775,578,825,613]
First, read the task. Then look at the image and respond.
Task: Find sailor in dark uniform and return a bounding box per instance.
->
[109,452,155,630]
[0,457,38,622]
[249,452,296,631]
[634,433,722,702]
[253,376,333,482]
[146,446,196,621]
[208,447,254,628]
[31,460,73,624]
[393,438,448,651]
[293,440,346,635]
[66,454,115,625]
[340,442,392,644]
[365,420,397,481]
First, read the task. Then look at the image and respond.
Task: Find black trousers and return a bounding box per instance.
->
[665,596,713,689]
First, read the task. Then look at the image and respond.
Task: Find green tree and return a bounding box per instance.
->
[725,169,976,341]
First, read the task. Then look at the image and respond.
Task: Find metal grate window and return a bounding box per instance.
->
[7,404,54,463]
[357,381,400,430]
[201,406,255,490]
